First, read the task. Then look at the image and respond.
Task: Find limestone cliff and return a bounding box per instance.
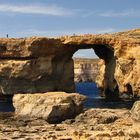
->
[74,58,99,82]
[0,29,140,99]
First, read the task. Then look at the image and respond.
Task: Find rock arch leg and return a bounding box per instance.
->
[93,45,120,100]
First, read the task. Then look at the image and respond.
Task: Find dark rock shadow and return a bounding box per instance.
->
[0,95,15,112]
[84,97,135,109]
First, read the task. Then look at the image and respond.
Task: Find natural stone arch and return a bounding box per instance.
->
[67,44,119,100]
[0,29,139,100]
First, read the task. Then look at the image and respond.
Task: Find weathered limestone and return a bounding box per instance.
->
[13,92,86,123]
[1,107,140,139]
[0,38,75,94]
[131,101,140,122]
[0,29,140,99]
[74,58,99,82]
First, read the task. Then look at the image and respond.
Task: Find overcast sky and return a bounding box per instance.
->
[0,0,139,58]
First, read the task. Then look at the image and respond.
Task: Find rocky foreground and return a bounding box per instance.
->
[0,107,140,140]
[0,92,140,140]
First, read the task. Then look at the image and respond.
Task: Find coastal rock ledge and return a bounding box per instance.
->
[0,29,140,99]
[13,92,86,123]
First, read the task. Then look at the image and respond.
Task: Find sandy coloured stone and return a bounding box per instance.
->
[13,92,86,123]
[0,29,140,99]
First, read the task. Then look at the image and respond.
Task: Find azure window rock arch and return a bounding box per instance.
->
[0,29,139,100]
[70,44,120,100]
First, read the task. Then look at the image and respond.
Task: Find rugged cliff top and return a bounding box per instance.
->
[0,28,140,96]
[73,58,99,63]
[0,28,139,58]
[60,28,140,44]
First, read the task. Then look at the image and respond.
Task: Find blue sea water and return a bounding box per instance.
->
[75,82,100,98]
[0,101,14,112]
[0,82,134,112]
[75,82,134,109]
[75,82,105,108]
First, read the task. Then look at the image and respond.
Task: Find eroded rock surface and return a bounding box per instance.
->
[13,92,86,123]
[0,108,140,139]
[74,58,99,82]
[0,29,140,99]
[131,101,140,122]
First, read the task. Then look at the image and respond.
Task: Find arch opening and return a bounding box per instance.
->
[125,84,133,98]
[73,49,100,100]
[73,48,99,83]
[71,44,120,100]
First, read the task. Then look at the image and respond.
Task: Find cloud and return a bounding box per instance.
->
[100,9,140,17]
[0,4,138,18]
[78,8,140,18]
[0,4,73,16]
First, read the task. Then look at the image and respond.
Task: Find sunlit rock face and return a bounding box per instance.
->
[0,38,75,94]
[13,92,86,123]
[131,101,140,122]
[60,29,140,98]
[0,29,140,99]
[73,58,99,82]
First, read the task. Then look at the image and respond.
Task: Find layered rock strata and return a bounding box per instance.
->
[74,58,99,82]
[0,38,75,94]
[0,29,140,99]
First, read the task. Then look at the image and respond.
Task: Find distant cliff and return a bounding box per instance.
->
[73,58,99,82]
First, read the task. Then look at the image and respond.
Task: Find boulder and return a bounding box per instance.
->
[13,92,86,123]
[131,101,140,122]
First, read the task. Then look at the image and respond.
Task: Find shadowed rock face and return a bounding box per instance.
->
[0,29,140,99]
